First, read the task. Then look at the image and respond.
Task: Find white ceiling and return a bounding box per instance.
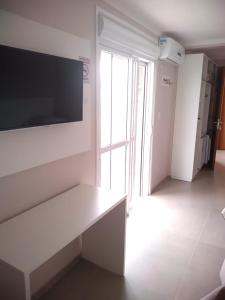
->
[104,0,225,63]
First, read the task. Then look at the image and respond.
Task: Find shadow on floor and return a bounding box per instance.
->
[41,259,134,300]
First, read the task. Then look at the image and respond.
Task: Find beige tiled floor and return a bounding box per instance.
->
[41,151,225,300]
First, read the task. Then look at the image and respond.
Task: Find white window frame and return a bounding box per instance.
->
[96,7,158,196]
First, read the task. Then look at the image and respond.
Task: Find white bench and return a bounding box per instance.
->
[0,184,127,300]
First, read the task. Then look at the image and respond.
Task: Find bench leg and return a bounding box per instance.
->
[82,200,127,275]
[25,274,31,300]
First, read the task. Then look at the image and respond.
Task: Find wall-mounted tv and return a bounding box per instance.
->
[0,44,83,131]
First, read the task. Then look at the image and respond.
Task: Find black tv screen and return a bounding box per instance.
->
[0,45,83,131]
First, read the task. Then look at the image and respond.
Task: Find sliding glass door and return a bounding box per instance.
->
[99,50,129,194]
[97,48,154,203]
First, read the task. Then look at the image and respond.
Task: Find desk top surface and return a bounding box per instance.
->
[0,184,126,273]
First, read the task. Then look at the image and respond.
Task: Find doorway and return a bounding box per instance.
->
[210,67,225,168]
[97,48,154,206]
[217,68,225,150]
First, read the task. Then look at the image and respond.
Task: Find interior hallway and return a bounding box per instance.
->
[41,151,225,300]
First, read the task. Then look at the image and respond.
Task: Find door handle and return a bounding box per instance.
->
[213,119,222,130]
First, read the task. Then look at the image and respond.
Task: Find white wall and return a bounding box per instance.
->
[0,10,91,178]
[0,0,98,294]
[0,0,98,223]
[151,61,178,192]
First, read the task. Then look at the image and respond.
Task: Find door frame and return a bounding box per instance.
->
[218,68,225,150]
[211,67,225,168]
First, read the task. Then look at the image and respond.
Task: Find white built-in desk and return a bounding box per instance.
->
[0,184,127,300]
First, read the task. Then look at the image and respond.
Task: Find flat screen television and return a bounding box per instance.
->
[0,44,83,131]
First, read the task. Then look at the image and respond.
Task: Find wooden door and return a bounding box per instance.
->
[211,68,225,167]
[218,69,225,149]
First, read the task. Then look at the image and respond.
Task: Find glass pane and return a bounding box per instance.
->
[111,55,128,144]
[126,59,133,142]
[134,64,146,196]
[126,143,130,194]
[100,151,110,189]
[111,146,126,193]
[138,64,146,108]
[100,51,111,148]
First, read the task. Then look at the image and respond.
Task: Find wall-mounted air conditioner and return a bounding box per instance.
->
[159,37,185,65]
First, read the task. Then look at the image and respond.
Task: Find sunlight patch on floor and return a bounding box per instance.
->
[126,197,175,259]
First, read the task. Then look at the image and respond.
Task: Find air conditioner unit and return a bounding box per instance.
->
[159,37,185,65]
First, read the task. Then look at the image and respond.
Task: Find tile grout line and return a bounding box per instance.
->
[173,208,212,300]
